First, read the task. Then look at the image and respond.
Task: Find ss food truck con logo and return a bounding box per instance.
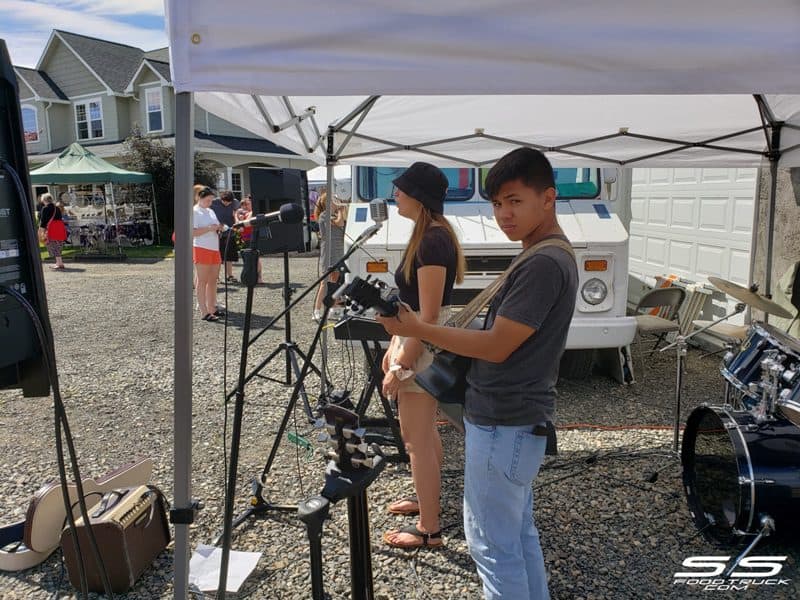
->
[674,556,791,591]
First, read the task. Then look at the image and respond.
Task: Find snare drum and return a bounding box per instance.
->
[682,405,800,545]
[721,322,800,400]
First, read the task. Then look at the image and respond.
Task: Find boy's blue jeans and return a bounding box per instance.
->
[463,419,550,600]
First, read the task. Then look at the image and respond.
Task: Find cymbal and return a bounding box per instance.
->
[708,276,793,319]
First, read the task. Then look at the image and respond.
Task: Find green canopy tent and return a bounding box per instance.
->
[29,142,156,253]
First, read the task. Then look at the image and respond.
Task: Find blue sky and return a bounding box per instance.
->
[1,1,168,68]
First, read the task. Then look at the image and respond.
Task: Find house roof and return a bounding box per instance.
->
[144,48,170,63]
[28,132,300,162]
[193,131,296,155]
[145,59,171,82]
[14,67,68,101]
[54,30,144,94]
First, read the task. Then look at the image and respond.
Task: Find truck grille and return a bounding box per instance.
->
[466,256,513,275]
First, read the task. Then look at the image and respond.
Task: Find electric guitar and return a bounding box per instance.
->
[0,458,153,571]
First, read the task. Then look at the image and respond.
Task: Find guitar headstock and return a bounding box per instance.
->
[340,276,398,317]
[318,404,381,471]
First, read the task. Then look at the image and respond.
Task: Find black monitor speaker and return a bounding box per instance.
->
[0,39,51,397]
[248,167,309,254]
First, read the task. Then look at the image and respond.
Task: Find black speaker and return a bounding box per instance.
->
[248,168,309,254]
[0,39,51,396]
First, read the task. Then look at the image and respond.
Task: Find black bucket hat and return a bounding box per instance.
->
[392,162,448,214]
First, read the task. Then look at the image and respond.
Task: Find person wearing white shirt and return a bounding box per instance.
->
[193,185,224,322]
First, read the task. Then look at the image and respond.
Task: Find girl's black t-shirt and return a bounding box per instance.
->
[394,225,458,311]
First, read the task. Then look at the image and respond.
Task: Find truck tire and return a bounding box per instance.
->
[559,349,595,380]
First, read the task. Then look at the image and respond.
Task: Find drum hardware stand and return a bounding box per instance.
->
[216,224,383,598]
[659,303,747,454]
[725,516,776,578]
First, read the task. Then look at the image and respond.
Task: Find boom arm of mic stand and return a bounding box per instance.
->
[230,223,385,401]
[659,302,746,353]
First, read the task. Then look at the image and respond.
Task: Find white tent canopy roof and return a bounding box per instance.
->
[167,0,800,167]
[192,93,800,167]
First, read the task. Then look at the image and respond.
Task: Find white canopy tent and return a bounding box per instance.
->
[165,1,800,596]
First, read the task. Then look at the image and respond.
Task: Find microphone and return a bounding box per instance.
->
[353,222,382,244]
[233,203,304,228]
[369,198,388,223]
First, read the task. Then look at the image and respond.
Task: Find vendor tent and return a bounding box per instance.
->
[30,142,152,185]
[165,2,800,596]
[30,142,156,249]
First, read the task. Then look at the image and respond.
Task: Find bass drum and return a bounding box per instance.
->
[681,405,800,545]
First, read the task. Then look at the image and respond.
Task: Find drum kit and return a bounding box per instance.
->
[679,276,800,554]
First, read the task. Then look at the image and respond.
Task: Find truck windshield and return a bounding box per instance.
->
[479,167,599,199]
[357,167,475,201]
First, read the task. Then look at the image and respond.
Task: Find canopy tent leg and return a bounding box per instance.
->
[173,91,194,600]
[320,132,335,397]
[150,183,160,244]
[109,182,121,255]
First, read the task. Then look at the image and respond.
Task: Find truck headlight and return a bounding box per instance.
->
[581,278,607,305]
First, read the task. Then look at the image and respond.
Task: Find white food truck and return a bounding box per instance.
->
[343,165,637,380]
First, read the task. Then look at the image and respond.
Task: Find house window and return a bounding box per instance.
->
[145,87,163,132]
[75,99,103,140]
[21,105,39,143]
[231,172,242,199]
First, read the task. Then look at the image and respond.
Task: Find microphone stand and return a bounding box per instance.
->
[216,223,383,598]
[659,302,746,453]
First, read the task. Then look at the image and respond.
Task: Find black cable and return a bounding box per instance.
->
[2,158,113,598]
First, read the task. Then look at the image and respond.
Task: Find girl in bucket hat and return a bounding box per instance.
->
[382,162,466,549]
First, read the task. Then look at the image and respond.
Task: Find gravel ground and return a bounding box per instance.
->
[0,256,798,599]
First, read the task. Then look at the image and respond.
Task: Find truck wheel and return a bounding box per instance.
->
[559,349,595,380]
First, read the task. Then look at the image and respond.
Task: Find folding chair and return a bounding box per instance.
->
[634,287,686,354]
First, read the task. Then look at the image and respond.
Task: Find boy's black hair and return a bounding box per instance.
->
[484,147,556,199]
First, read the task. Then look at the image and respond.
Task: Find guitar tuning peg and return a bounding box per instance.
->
[325,451,340,463]
[345,441,369,454]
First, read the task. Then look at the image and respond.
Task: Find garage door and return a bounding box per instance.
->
[628,167,758,324]
[629,168,757,285]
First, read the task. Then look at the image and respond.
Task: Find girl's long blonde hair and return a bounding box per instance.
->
[401,208,465,285]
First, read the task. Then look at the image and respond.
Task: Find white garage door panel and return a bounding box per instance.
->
[698,197,728,231]
[648,197,669,225]
[696,244,726,278]
[669,240,693,272]
[670,197,695,228]
[645,237,667,267]
[629,167,758,310]
[729,250,751,285]
[733,196,755,233]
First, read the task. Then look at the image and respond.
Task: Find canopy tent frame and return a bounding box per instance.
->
[166,3,800,596]
[173,93,792,599]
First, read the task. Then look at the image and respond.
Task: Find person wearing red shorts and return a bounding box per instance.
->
[193,185,224,322]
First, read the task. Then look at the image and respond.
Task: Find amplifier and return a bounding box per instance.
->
[60,485,170,593]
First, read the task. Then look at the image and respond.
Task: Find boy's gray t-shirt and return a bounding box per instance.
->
[465,239,578,426]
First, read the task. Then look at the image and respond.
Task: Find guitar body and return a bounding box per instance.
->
[0,458,153,571]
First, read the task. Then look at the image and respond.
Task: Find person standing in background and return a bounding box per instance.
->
[193,185,225,322]
[312,191,347,321]
[39,193,67,270]
[235,195,264,284]
[211,190,240,283]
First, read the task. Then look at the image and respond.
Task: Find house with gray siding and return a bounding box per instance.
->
[15,30,314,198]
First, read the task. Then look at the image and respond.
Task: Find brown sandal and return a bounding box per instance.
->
[383,524,442,549]
[387,496,419,516]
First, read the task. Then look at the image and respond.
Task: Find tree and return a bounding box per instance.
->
[121,126,218,243]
